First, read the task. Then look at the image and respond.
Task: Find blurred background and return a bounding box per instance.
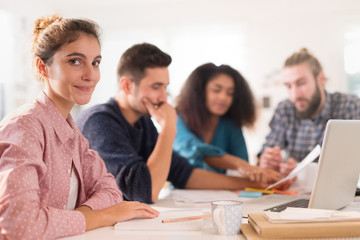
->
[1,0,360,163]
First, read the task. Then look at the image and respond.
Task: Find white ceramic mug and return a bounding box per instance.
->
[211,200,243,236]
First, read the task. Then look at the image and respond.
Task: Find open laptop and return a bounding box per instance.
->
[245,120,360,214]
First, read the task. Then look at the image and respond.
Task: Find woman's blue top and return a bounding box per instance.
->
[173,115,248,174]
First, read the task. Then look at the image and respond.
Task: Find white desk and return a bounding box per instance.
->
[60,189,360,240]
[61,192,246,240]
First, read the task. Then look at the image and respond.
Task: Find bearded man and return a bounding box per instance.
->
[258,48,360,176]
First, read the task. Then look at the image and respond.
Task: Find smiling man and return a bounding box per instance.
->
[258,48,360,176]
[76,43,282,203]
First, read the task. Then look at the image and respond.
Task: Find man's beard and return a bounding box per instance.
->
[295,84,322,119]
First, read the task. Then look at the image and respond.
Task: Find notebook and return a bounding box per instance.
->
[246,120,360,215]
[242,213,360,239]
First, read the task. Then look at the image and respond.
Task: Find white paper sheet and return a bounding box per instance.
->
[264,207,360,223]
[171,189,240,205]
[265,144,321,190]
[114,208,206,231]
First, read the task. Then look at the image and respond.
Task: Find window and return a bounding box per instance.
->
[0,9,13,119]
[345,31,360,96]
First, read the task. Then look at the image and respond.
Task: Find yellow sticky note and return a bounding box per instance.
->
[244,187,274,194]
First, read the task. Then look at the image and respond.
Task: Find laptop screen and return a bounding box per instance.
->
[309,120,360,210]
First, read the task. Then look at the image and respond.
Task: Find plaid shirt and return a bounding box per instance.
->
[259,92,360,162]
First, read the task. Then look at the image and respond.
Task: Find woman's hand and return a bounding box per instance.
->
[102,201,159,223]
[238,165,283,183]
[76,201,159,231]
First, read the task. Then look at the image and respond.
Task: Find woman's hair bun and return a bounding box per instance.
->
[33,15,62,36]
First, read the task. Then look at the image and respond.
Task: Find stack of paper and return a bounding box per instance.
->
[264,207,360,223]
[171,189,240,205]
[242,211,360,239]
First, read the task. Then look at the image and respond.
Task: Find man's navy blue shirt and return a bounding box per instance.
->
[76,98,194,203]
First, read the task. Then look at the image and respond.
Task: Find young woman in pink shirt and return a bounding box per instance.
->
[0,15,158,240]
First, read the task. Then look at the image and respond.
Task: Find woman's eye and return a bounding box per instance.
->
[93,60,101,67]
[69,59,81,65]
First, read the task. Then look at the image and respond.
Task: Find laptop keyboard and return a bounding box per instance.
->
[264,199,309,212]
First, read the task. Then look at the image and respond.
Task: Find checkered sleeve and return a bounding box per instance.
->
[258,101,290,156]
[332,93,360,120]
[345,95,360,119]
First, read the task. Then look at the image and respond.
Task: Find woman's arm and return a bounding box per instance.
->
[174,117,226,164]
[205,154,283,183]
[0,116,87,239]
[78,130,123,209]
[185,168,290,190]
[204,154,249,170]
[77,134,160,231]
[76,202,158,231]
[185,168,266,189]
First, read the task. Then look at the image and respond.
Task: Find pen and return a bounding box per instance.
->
[162,214,212,223]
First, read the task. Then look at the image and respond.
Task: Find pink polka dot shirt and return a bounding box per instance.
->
[0,92,123,239]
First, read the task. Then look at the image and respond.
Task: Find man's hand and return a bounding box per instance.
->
[142,98,177,202]
[258,146,283,171]
[142,98,177,131]
[280,157,298,177]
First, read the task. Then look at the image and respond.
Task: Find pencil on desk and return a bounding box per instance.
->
[162,214,212,223]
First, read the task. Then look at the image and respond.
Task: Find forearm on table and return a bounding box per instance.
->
[83,164,123,207]
[204,154,249,170]
[185,168,266,190]
[76,205,111,231]
[147,126,176,202]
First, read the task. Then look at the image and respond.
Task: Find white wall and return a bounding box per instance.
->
[1,0,360,163]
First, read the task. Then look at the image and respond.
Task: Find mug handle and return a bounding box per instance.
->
[213,208,225,232]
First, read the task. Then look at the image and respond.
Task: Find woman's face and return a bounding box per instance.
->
[205,73,235,117]
[43,33,101,114]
